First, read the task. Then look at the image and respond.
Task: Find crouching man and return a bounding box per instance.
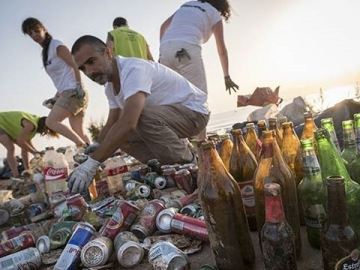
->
[68,35,209,194]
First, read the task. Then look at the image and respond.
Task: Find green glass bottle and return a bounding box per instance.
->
[315,128,360,237]
[298,139,326,249]
[321,118,340,153]
[341,120,357,166]
[349,114,360,184]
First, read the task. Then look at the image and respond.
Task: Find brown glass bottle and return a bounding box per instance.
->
[321,176,359,270]
[257,120,268,143]
[254,131,302,256]
[301,111,318,141]
[218,134,233,172]
[268,118,283,148]
[230,129,258,231]
[245,123,262,161]
[261,183,297,270]
[199,141,255,269]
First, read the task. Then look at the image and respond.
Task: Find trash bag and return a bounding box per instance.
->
[294,99,360,149]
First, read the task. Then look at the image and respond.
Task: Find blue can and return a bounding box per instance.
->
[53,222,95,270]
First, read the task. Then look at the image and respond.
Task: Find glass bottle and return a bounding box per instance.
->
[301,111,318,141]
[257,120,268,143]
[218,134,233,172]
[230,129,258,231]
[268,118,282,148]
[321,176,359,270]
[198,141,255,268]
[245,123,262,161]
[278,116,288,128]
[349,114,360,184]
[321,118,340,153]
[254,131,301,256]
[298,139,326,249]
[261,183,297,270]
[315,128,360,237]
[341,120,357,166]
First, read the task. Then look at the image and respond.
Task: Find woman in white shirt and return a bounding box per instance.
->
[160,0,238,95]
[22,17,90,147]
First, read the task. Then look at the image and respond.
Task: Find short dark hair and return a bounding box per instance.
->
[71,35,107,54]
[113,17,128,28]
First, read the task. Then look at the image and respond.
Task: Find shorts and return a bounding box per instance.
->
[55,89,89,116]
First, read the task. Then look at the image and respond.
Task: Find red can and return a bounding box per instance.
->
[100,200,140,240]
[0,231,35,257]
[66,194,88,221]
[1,223,41,240]
[130,200,165,240]
[174,169,195,194]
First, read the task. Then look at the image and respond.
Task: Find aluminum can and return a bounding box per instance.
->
[149,241,190,270]
[174,169,195,194]
[100,200,140,240]
[162,167,177,188]
[130,164,149,181]
[127,184,152,200]
[0,231,35,258]
[147,159,162,174]
[49,221,77,249]
[124,180,142,193]
[180,203,203,218]
[130,200,165,240]
[26,203,47,218]
[114,231,144,268]
[53,222,95,270]
[1,223,41,240]
[80,236,113,267]
[0,247,41,270]
[144,172,167,189]
[36,235,51,254]
[156,208,208,241]
[66,194,88,221]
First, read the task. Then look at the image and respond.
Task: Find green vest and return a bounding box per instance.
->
[110,26,149,59]
[0,111,40,140]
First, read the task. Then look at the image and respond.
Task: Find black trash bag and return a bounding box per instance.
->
[294,99,360,149]
[0,156,25,179]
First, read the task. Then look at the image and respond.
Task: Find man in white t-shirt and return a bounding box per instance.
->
[67,35,209,194]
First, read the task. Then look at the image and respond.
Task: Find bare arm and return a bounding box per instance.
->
[213,20,229,77]
[160,15,174,41]
[57,45,82,83]
[91,92,146,162]
[16,119,38,155]
[106,33,114,55]
[21,148,29,170]
[97,108,121,143]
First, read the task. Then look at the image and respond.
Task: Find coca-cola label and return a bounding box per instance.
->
[44,167,68,181]
[335,249,360,270]
[107,165,128,176]
[238,180,256,215]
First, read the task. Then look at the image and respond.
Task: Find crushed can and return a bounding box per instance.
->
[0,247,41,270]
[124,180,142,193]
[114,231,144,268]
[162,167,177,188]
[0,231,35,258]
[149,241,190,270]
[49,221,77,249]
[66,193,88,221]
[53,222,95,270]
[130,164,149,181]
[174,169,195,194]
[180,202,203,218]
[81,236,113,267]
[127,184,152,200]
[36,235,51,254]
[144,172,167,189]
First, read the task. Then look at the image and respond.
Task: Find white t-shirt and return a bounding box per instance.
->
[105,57,209,115]
[160,1,222,46]
[45,39,77,93]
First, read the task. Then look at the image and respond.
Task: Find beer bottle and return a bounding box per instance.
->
[301,111,318,141]
[254,131,302,256]
[298,139,326,249]
[261,183,297,270]
[230,129,258,231]
[268,118,282,148]
[341,120,357,166]
[198,141,255,269]
[321,118,340,152]
[257,120,268,143]
[245,123,262,161]
[218,134,233,172]
[315,128,360,237]
[348,114,360,183]
[278,115,288,128]
[321,176,359,270]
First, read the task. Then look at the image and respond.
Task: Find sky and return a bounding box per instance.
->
[1,0,360,157]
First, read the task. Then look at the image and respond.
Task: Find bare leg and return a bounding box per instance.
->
[0,134,19,177]
[46,105,86,146]
[69,113,90,144]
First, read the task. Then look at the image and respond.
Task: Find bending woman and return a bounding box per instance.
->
[0,111,57,177]
[22,17,90,147]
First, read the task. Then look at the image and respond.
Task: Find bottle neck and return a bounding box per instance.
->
[327,183,348,225]
[343,129,356,148]
[260,140,274,159]
[265,194,285,223]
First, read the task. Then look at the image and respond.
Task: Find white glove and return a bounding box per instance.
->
[84,142,100,155]
[67,156,100,194]
[75,82,85,99]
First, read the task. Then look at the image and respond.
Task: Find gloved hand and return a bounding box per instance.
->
[224,75,239,95]
[75,82,86,99]
[84,142,100,155]
[67,156,100,195]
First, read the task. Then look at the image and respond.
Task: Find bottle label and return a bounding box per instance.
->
[335,249,360,270]
[238,180,256,215]
[44,167,68,181]
[303,155,320,175]
[304,204,326,229]
[107,165,128,176]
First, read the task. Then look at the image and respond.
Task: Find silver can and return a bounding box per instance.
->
[114,231,144,268]
[36,235,51,254]
[0,247,41,270]
[80,236,113,267]
[149,241,190,270]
